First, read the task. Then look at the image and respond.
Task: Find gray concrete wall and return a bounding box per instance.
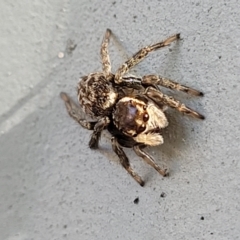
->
[0,0,239,239]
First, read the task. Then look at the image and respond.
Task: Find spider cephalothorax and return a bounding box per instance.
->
[61,29,204,186]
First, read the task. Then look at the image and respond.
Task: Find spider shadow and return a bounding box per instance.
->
[144,86,205,184]
[108,31,133,73]
[147,108,192,181]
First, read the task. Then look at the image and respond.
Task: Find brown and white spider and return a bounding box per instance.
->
[60,29,204,186]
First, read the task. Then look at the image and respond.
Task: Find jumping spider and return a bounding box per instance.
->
[60,29,204,186]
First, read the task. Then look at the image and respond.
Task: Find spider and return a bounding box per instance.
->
[60,29,204,186]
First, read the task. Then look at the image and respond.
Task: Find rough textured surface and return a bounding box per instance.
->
[1,0,239,239]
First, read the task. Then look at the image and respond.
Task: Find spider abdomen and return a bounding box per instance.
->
[78,72,118,118]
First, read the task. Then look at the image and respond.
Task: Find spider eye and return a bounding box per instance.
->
[143,113,149,122]
[143,105,147,110]
[133,133,138,137]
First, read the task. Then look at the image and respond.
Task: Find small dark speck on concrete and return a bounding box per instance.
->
[160,192,166,198]
[63,225,67,228]
[208,7,213,12]
[210,232,214,235]
[200,216,204,220]
[113,14,116,18]
[134,197,139,204]
[66,39,77,54]
[112,1,116,4]
[219,56,222,59]
[133,16,137,19]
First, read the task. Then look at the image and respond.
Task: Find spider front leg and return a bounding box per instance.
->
[145,87,205,119]
[133,145,169,177]
[101,28,112,79]
[111,137,145,186]
[89,117,110,149]
[115,33,180,83]
[142,75,203,96]
[60,92,97,130]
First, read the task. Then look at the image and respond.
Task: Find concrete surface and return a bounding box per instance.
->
[0,0,239,239]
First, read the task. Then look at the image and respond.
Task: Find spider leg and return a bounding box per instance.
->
[133,145,169,177]
[115,33,180,83]
[89,117,110,149]
[101,28,112,79]
[142,75,203,96]
[60,92,97,130]
[145,87,205,119]
[111,137,145,186]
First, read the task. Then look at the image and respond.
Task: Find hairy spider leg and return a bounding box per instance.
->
[111,137,145,186]
[89,116,110,149]
[142,75,204,96]
[60,92,97,130]
[145,87,205,119]
[60,92,110,149]
[101,28,112,79]
[114,33,180,83]
[133,145,169,177]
